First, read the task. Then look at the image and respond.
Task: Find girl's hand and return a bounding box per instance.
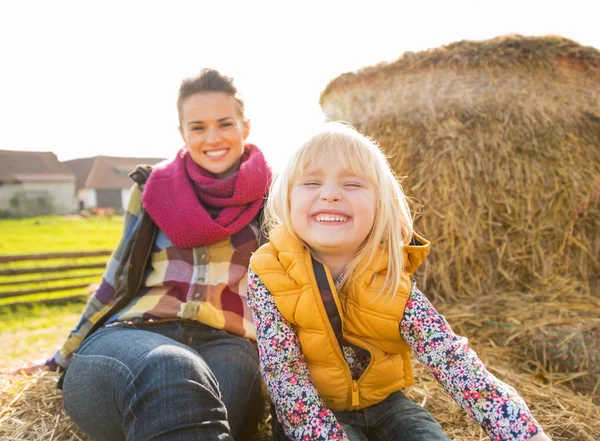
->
[529,433,552,441]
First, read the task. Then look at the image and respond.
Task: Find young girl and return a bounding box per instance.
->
[247,123,551,441]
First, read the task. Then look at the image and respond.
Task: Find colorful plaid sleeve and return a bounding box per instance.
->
[401,281,543,441]
[50,186,143,368]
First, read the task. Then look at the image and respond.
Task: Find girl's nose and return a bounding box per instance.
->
[320,184,342,202]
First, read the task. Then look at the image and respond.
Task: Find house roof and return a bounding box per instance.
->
[63,156,165,190]
[0,150,75,183]
[61,156,96,192]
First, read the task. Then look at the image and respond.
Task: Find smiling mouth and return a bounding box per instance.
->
[204,149,228,158]
[314,214,349,222]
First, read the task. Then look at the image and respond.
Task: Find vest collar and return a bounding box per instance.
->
[268,227,430,282]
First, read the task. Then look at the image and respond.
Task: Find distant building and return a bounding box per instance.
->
[0,150,77,217]
[63,156,165,210]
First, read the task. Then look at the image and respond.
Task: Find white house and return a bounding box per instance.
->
[0,150,78,217]
[63,156,164,211]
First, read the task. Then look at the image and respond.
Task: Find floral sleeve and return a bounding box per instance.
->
[247,269,347,441]
[401,281,543,441]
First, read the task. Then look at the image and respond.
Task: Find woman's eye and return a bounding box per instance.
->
[191,126,205,131]
[221,122,233,128]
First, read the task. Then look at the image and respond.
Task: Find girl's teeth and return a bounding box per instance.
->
[316,214,348,222]
[205,149,228,157]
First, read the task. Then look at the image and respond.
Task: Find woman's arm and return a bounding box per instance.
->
[400,282,548,441]
[247,269,348,441]
[49,186,144,368]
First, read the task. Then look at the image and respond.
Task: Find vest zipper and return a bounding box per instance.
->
[351,381,360,407]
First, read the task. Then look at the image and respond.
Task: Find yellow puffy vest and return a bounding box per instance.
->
[250,227,430,411]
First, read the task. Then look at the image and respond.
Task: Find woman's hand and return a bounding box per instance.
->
[11,359,61,375]
[11,362,49,375]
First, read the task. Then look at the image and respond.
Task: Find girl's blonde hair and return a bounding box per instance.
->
[266,122,414,296]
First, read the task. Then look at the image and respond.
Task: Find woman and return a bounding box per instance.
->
[34,69,271,441]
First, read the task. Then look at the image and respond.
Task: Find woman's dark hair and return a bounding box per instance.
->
[177,68,245,126]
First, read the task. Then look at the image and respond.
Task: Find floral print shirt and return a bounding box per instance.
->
[247,269,542,441]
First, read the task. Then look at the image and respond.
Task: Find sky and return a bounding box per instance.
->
[1,0,598,173]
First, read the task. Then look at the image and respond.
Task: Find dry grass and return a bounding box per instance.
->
[405,290,600,440]
[407,352,600,441]
[2,288,598,440]
[2,305,599,441]
[0,373,90,441]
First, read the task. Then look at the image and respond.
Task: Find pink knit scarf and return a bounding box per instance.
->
[142,144,271,248]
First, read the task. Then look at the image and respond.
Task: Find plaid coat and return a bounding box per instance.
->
[53,185,261,368]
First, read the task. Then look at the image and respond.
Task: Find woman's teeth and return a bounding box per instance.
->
[205,149,228,157]
[315,214,348,222]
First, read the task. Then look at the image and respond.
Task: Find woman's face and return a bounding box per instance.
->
[179,92,249,178]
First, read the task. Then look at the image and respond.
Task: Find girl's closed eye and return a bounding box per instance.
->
[344,181,364,188]
[302,181,321,187]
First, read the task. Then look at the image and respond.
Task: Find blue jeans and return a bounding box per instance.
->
[62,321,264,441]
[271,391,450,441]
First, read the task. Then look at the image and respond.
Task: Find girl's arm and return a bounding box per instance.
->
[49,186,144,368]
[247,269,348,441]
[400,281,548,441]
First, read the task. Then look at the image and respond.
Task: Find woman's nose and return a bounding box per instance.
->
[206,128,221,144]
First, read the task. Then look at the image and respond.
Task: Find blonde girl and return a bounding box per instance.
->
[247,122,551,441]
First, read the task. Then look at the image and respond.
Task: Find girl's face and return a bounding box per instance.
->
[179,92,249,178]
[290,160,376,262]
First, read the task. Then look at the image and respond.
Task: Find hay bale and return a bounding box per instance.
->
[320,34,600,301]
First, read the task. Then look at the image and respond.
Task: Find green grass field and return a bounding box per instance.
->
[1,302,86,371]
[0,215,123,305]
[0,215,124,370]
[0,215,124,254]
